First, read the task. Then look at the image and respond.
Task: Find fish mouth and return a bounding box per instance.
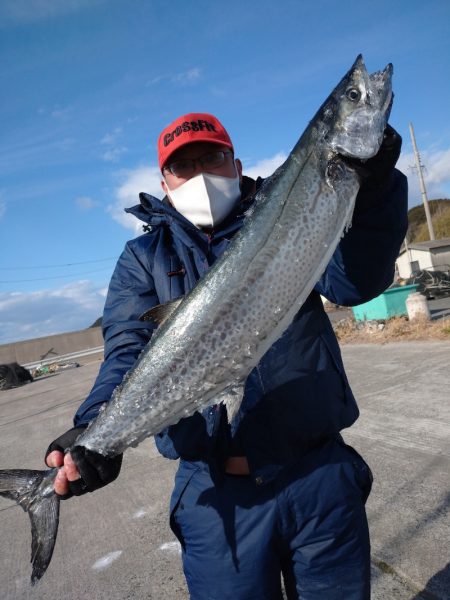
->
[352,55,393,114]
[329,55,393,161]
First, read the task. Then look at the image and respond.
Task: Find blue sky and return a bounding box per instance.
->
[1,0,449,343]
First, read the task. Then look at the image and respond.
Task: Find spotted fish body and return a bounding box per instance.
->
[80,150,357,454]
[0,55,393,583]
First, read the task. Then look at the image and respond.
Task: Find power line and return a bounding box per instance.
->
[0,267,114,283]
[0,257,117,270]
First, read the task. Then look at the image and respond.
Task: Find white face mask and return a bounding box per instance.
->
[167,172,241,229]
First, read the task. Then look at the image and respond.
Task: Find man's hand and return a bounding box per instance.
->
[45,427,123,498]
[46,449,82,496]
[355,124,402,189]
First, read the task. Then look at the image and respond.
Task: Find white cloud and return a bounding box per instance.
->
[100,127,127,162]
[100,127,123,145]
[171,67,202,84]
[107,165,163,232]
[243,152,287,180]
[50,105,72,120]
[75,196,96,210]
[146,67,202,87]
[36,105,74,123]
[421,148,450,188]
[102,146,128,163]
[147,75,164,86]
[397,147,450,205]
[0,281,107,344]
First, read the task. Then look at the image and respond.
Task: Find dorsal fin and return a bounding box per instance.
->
[139,298,184,325]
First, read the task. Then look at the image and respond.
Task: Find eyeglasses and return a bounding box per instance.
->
[163,150,233,178]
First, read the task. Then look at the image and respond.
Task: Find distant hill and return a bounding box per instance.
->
[407,198,450,242]
[89,317,102,328]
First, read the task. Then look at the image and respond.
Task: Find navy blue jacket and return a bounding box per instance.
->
[75,172,408,484]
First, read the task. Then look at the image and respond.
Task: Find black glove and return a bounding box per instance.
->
[45,426,122,498]
[353,124,402,190]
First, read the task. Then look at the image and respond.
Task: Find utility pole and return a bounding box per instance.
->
[409,122,435,240]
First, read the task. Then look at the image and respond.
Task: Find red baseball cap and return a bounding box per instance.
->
[157,112,233,170]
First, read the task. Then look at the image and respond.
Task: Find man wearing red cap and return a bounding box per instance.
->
[157,113,243,229]
[46,112,407,599]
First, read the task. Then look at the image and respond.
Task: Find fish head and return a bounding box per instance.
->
[328,54,393,160]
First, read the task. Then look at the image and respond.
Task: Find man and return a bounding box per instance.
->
[46,112,408,599]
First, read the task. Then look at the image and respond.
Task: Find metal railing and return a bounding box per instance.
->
[23,346,104,370]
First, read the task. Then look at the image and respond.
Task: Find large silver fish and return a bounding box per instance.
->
[0,54,393,583]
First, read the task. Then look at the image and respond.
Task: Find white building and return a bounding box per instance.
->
[396,237,450,278]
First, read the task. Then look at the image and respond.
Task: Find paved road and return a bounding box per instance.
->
[342,342,450,600]
[0,342,449,599]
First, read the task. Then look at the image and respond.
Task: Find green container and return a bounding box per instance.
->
[352,284,419,321]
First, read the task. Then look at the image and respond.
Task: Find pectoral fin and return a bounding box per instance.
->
[216,383,245,423]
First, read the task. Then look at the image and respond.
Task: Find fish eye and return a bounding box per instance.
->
[346,87,361,102]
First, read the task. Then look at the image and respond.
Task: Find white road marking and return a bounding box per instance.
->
[91,550,123,571]
[159,541,182,555]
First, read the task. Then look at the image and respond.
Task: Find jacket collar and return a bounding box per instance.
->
[125,175,260,239]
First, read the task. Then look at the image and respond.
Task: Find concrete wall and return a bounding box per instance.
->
[0,328,104,365]
[396,249,428,278]
[430,246,450,270]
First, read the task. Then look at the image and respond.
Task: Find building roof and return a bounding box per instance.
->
[408,237,450,251]
[399,237,450,255]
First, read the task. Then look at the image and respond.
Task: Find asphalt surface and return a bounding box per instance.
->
[0,342,449,599]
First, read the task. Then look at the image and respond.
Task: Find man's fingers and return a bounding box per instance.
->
[46,451,80,478]
[64,452,81,481]
[52,453,80,496]
[46,450,64,468]
[54,468,70,496]
[45,449,70,495]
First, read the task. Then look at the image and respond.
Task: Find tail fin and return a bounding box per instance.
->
[0,468,60,584]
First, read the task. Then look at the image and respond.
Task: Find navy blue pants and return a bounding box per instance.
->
[170,439,373,599]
